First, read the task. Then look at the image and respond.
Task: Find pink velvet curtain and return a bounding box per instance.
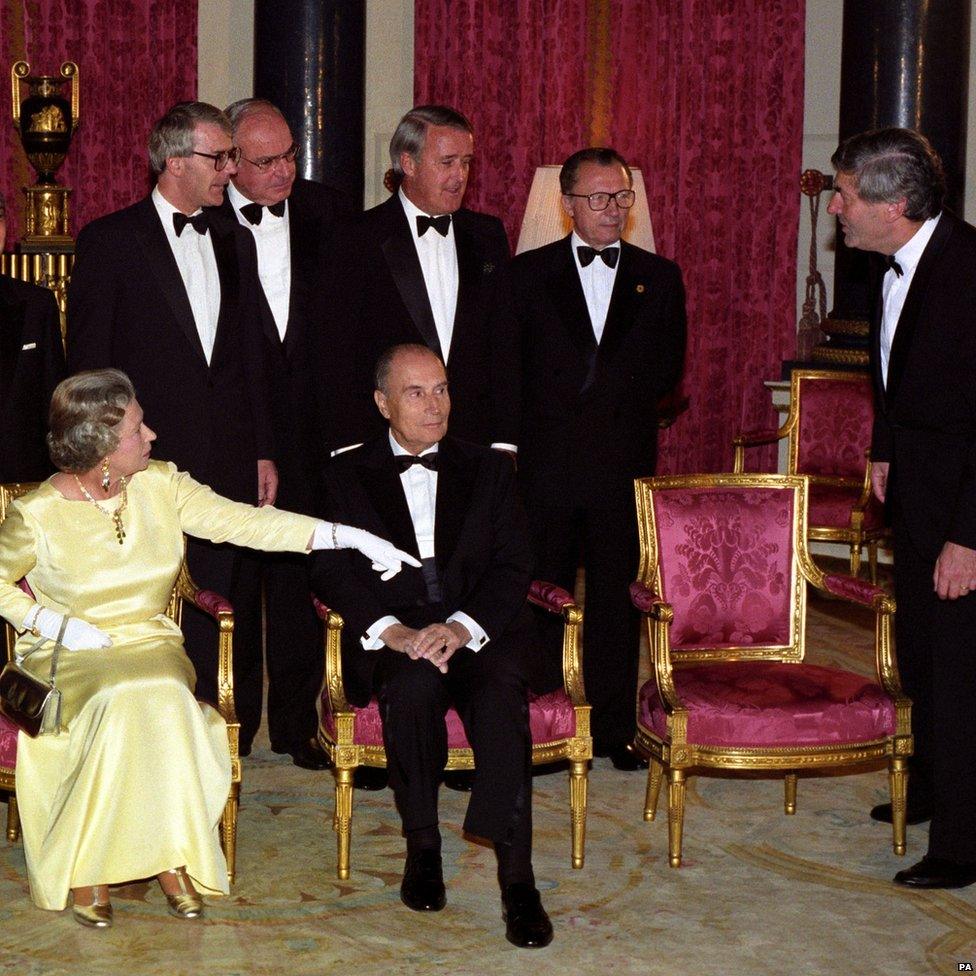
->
[0,0,197,242]
[415,1,805,474]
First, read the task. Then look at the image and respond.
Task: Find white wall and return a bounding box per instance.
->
[197,0,254,110]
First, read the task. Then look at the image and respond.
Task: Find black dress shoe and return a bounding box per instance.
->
[400,851,446,911]
[893,855,976,889]
[289,739,332,771]
[594,743,649,771]
[870,798,933,826]
[353,766,389,791]
[501,883,553,948]
[443,770,475,792]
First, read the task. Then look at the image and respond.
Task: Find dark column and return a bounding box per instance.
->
[833,0,971,319]
[254,0,365,208]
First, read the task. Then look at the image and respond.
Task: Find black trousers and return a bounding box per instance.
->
[893,520,976,862]
[373,641,533,850]
[522,474,640,748]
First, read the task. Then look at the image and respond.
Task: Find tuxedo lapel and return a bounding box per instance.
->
[885,213,953,403]
[282,199,311,359]
[360,439,422,559]
[599,242,644,360]
[450,215,485,365]
[548,237,598,353]
[131,199,208,364]
[381,198,442,358]
[0,284,24,400]
[434,437,477,577]
[209,220,242,367]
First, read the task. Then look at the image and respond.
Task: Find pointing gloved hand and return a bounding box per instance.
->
[312,522,422,581]
[31,607,113,651]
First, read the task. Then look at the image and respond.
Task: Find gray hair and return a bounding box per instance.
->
[389,105,473,178]
[47,369,136,473]
[831,127,945,221]
[375,343,442,394]
[224,98,287,138]
[148,101,230,176]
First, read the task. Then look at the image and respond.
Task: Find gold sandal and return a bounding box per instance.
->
[160,867,203,919]
[72,885,113,929]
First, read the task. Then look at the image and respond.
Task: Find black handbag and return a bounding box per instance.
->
[0,615,67,737]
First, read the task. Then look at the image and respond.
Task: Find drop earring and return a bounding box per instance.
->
[101,459,111,493]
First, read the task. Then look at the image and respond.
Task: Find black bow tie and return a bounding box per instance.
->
[173,211,209,237]
[396,453,439,472]
[577,245,619,269]
[417,214,452,237]
[884,254,904,277]
[240,200,286,225]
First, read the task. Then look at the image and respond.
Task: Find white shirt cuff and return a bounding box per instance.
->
[362,614,401,649]
[447,610,488,651]
[490,442,518,454]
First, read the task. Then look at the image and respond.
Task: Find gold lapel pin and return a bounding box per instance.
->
[636,283,646,294]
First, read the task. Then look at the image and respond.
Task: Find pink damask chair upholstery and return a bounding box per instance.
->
[631,473,912,868]
[315,581,592,880]
[0,482,242,883]
[733,369,886,580]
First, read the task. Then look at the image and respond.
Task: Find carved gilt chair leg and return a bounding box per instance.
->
[667,768,687,868]
[850,541,862,578]
[868,542,879,584]
[784,773,798,815]
[889,756,908,856]
[6,792,19,843]
[220,784,239,884]
[645,758,664,821]
[569,759,588,869]
[334,765,354,880]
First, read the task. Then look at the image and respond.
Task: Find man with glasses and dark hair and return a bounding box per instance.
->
[320,104,519,462]
[67,101,275,724]
[205,97,353,769]
[512,147,686,770]
[0,189,65,482]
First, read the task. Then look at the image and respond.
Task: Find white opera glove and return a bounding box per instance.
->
[31,607,113,651]
[312,522,422,581]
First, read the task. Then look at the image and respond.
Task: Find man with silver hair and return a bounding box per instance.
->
[320,104,519,462]
[67,101,274,732]
[828,127,976,889]
[205,96,352,770]
[0,189,65,481]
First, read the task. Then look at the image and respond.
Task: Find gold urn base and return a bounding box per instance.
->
[20,184,73,252]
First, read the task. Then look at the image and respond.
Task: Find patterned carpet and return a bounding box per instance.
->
[1,583,973,976]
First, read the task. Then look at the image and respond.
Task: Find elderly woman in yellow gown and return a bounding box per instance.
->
[0,369,418,927]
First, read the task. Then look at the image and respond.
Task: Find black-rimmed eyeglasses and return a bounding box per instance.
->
[564,189,636,212]
[192,147,242,171]
[240,144,300,172]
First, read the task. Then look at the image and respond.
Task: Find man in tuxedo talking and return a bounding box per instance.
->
[310,344,552,948]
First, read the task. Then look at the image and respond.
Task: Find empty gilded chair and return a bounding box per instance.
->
[631,472,911,867]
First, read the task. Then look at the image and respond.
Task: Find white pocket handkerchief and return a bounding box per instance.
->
[21,342,36,351]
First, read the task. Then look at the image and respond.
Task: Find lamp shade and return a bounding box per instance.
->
[515,164,656,255]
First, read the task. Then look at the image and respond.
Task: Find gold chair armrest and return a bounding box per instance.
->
[528,580,585,706]
[852,451,874,512]
[732,426,788,474]
[313,597,351,714]
[630,580,682,714]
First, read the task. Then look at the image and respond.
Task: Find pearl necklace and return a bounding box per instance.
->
[74,474,128,544]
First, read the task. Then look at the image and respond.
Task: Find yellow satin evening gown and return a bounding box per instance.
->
[0,460,318,910]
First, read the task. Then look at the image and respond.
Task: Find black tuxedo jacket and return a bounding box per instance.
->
[0,276,65,482]
[870,210,976,559]
[309,435,533,704]
[319,194,519,452]
[209,178,354,510]
[512,235,686,488]
[66,195,272,503]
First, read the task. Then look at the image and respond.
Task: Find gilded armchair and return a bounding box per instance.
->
[315,580,592,880]
[630,473,912,868]
[0,483,242,883]
[733,368,887,579]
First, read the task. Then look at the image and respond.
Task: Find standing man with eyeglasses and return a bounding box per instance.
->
[205,97,353,768]
[320,104,519,458]
[67,101,275,717]
[512,148,686,769]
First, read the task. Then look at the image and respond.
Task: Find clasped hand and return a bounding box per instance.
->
[380,621,472,673]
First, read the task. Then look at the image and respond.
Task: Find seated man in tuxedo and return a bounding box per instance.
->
[310,343,552,949]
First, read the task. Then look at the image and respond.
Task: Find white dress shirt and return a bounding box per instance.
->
[571,230,620,344]
[880,214,940,387]
[399,188,459,361]
[228,182,292,340]
[361,431,488,652]
[152,186,221,364]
